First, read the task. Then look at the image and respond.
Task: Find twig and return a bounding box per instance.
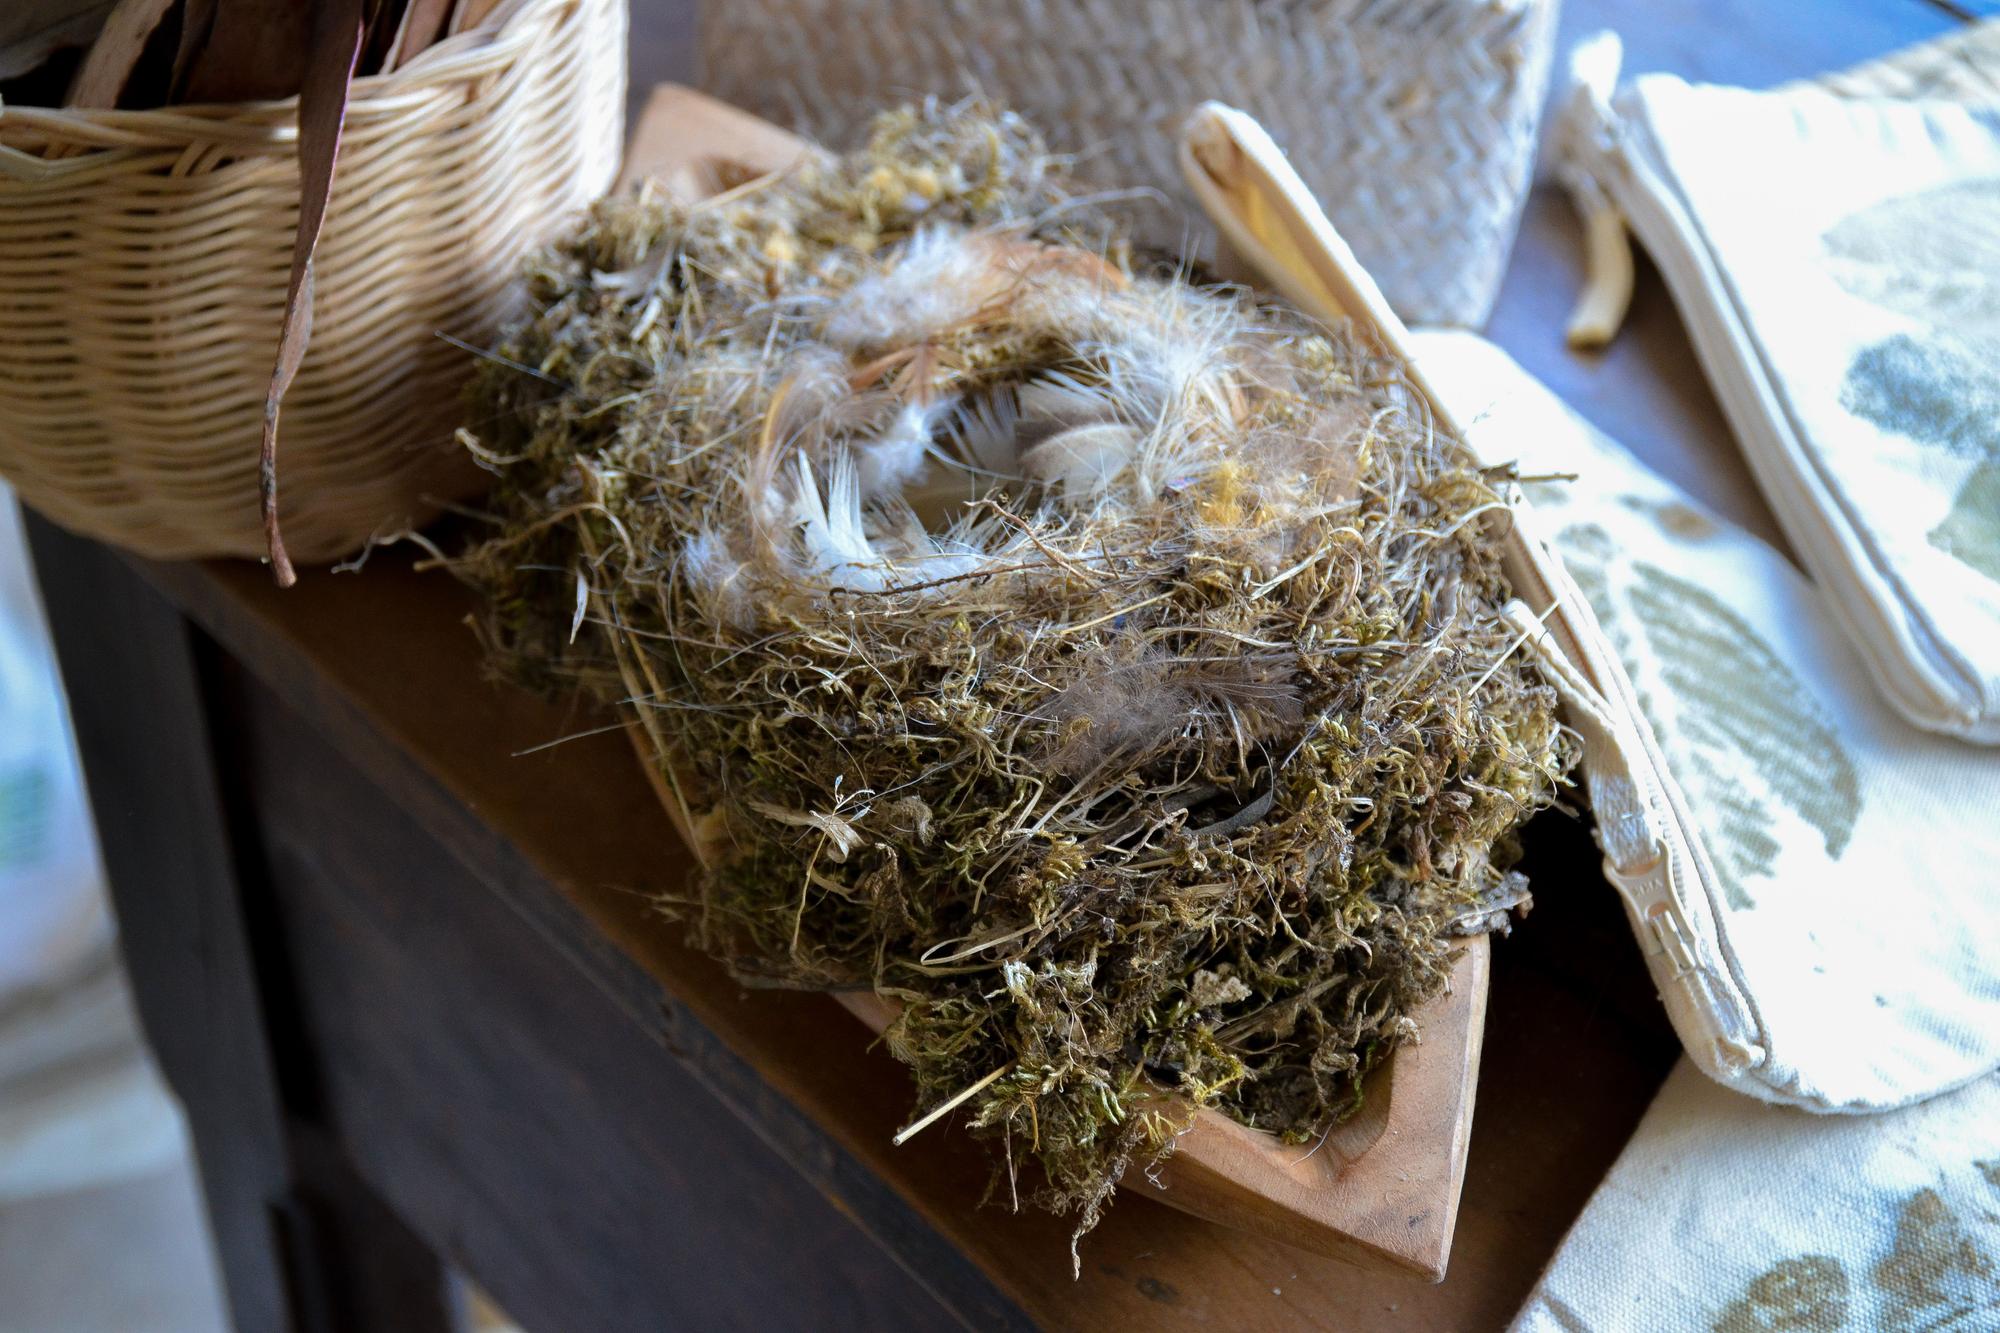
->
[893,1064,1011,1146]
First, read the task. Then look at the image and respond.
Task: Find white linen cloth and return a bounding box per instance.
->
[1410,331,2000,1112]
[1559,56,2000,743]
[1508,1058,2000,1333]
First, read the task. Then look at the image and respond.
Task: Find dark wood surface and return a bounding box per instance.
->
[22,2,1968,1330]
[30,527,301,1333]
[29,518,462,1333]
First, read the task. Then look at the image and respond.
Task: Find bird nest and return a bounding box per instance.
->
[456,102,1574,1259]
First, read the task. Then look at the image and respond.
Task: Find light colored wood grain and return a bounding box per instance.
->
[616,82,812,197]
[616,85,1488,1279]
[836,943,1487,1278]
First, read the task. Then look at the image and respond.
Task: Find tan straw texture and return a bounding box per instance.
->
[0,0,626,565]
[1808,15,2000,102]
[698,0,1558,329]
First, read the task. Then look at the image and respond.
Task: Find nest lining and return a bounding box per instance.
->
[457,102,1574,1262]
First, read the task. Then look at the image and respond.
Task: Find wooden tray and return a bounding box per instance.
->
[615,86,1489,1281]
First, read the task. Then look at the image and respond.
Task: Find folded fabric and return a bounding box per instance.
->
[1558,40,2000,742]
[1409,330,2000,1111]
[1509,1058,2000,1333]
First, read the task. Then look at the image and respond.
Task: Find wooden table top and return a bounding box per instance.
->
[100,2,1971,1329]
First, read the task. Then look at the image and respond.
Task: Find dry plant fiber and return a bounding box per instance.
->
[0,0,624,566]
[458,101,1574,1263]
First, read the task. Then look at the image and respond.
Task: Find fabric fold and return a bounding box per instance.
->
[1411,330,2000,1112]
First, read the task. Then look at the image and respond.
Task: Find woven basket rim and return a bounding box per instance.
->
[0,0,625,564]
[0,0,559,151]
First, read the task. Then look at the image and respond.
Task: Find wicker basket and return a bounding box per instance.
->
[698,0,1558,328]
[0,0,626,565]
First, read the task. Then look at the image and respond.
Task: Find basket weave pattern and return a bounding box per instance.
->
[699,0,1558,328]
[0,0,626,564]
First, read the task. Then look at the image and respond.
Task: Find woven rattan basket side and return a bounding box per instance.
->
[698,0,1558,328]
[0,0,626,565]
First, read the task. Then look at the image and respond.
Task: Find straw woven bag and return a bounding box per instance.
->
[0,0,626,566]
[698,0,1559,328]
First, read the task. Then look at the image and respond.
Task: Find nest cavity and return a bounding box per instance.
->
[457,101,1574,1260]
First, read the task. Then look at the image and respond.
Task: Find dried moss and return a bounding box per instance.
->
[454,101,1574,1265]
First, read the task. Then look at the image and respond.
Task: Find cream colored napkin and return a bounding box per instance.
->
[1559,41,2000,743]
[1411,331,2000,1112]
[1509,1058,2000,1333]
